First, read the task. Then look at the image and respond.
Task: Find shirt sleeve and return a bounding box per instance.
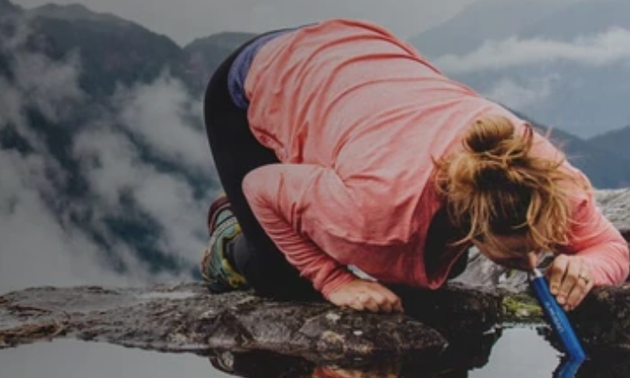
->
[513,119,629,285]
[559,190,630,286]
[241,163,361,298]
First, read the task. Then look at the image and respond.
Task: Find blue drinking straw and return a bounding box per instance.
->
[529,268,587,361]
[553,357,584,378]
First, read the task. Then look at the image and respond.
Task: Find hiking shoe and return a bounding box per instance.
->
[200,194,249,292]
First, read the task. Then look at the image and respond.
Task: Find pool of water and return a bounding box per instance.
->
[468,327,561,377]
[1,326,609,378]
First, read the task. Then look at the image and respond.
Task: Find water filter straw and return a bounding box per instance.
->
[553,357,584,378]
[529,268,587,361]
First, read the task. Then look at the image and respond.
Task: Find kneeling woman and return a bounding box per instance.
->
[200,19,629,313]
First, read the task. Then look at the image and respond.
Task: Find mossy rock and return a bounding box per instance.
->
[501,291,543,323]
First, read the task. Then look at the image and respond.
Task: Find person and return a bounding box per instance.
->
[200,18,629,314]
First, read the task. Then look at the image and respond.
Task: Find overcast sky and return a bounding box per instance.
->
[15,0,479,45]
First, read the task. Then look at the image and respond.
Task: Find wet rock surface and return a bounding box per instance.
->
[0,282,501,363]
[595,188,630,242]
[395,282,502,335]
[575,351,630,378]
[569,283,630,354]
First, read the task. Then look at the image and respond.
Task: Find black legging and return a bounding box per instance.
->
[203,34,322,301]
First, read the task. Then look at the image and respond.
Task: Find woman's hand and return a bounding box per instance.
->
[327,279,403,313]
[546,255,594,311]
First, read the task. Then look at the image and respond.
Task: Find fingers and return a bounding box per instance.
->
[328,280,403,314]
[353,292,379,313]
[370,284,404,313]
[547,255,594,311]
[565,273,593,311]
[369,290,393,313]
[556,257,580,307]
[351,286,402,313]
[547,254,569,297]
[391,295,404,313]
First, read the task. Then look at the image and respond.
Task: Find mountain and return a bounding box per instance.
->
[408,0,572,59]
[542,127,630,189]
[588,126,630,162]
[512,111,630,189]
[182,32,255,95]
[22,3,256,97]
[26,3,129,24]
[0,0,21,15]
[24,3,183,98]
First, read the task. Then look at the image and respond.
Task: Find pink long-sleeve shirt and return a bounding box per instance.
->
[239,19,629,298]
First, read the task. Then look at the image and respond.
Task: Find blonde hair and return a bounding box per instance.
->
[433,114,590,253]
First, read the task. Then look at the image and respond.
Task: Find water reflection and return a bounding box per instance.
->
[0,339,230,378]
[554,358,584,378]
[207,327,550,378]
[468,327,559,377]
[0,327,628,377]
[206,327,625,378]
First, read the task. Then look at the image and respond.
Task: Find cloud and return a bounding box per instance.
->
[0,18,216,294]
[114,73,211,173]
[435,27,630,74]
[72,123,213,267]
[0,148,134,293]
[0,76,23,127]
[484,75,558,110]
[0,22,129,293]
[11,50,84,122]
[0,21,83,124]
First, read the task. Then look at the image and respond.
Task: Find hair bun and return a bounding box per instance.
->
[464,115,515,154]
[456,114,535,189]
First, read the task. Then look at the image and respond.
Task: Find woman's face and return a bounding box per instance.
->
[472,234,545,271]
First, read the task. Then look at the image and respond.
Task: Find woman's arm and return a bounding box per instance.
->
[242,163,406,312]
[514,119,629,285]
[559,193,629,286]
[242,163,360,298]
[546,191,628,311]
